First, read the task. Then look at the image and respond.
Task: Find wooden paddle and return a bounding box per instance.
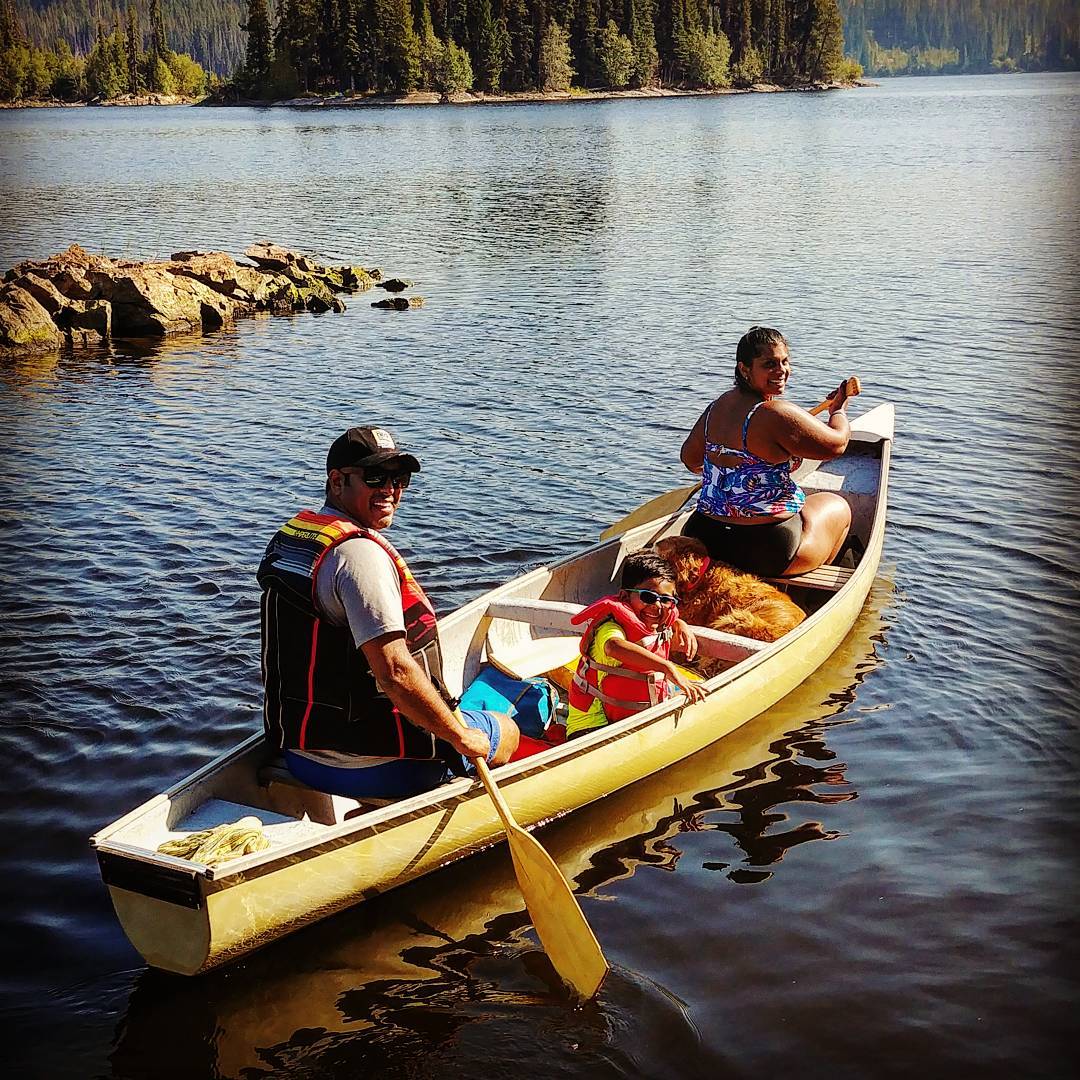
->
[473,757,608,1002]
[808,376,861,416]
[599,482,701,541]
[600,379,863,540]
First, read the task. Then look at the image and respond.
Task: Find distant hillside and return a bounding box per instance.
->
[15,0,257,75]
[839,0,1079,74]
[13,0,1079,81]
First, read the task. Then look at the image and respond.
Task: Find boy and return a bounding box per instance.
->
[566,550,706,738]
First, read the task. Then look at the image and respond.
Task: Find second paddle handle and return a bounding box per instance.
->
[809,376,861,416]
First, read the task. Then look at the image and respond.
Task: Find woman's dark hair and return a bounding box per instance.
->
[734,326,788,392]
[620,550,676,590]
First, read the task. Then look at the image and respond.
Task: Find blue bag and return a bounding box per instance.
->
[458,665,558,739]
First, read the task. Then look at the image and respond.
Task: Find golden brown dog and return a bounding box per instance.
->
[654,535,806,673]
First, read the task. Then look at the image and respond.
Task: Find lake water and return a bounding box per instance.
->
[1,73,1077,1078]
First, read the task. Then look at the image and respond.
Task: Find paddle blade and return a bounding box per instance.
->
[505,822,608,1001]
[599,482,701,541]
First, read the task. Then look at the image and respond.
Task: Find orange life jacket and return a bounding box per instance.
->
[567,597,674,723]
[257,510,444,758]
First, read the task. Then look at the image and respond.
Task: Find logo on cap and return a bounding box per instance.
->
[370,428,396,449]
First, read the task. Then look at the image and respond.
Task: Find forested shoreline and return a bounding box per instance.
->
[1,0,1076,106]
[0,0,211,101]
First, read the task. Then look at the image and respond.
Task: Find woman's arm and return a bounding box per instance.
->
[680,407,710,473]
[769,394,851,462]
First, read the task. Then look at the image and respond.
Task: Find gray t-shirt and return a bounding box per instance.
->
[313,503,404,647]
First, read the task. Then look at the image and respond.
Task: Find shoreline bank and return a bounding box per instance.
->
[1,81,873,111]
[0,92,199,109]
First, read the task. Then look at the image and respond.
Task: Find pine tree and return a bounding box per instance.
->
[149,0,167,58]
[126,5,143,93]
[629,0,658,86]
[806,0,843,80]
[110,14,127,89]
[504,0,533,88]
[477,0,509,89]
[275,0,320,90]
[597,18,633,84]
[435,35,473,91]
[735,0,750,62]
[378,0,421,91]
[353,0,379,90]
[318,0,341,88]
[538,17,573,88]
[0,0,25,50]
[571,0,600,85]
[85,21,125,99]
[417,0,441,88]
[242,0,274,91]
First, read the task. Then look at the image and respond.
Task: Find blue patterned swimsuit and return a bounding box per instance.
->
[697,401,805,519]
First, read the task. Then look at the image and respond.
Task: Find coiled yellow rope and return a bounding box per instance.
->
[157,816,270,867]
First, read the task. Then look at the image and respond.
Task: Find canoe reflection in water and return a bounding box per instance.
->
[108,579,893,1080]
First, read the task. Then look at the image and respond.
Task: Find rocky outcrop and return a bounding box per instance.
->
[372,296,424,310]
[0,243,391,357]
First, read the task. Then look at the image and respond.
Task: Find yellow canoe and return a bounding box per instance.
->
[91,404,894,976]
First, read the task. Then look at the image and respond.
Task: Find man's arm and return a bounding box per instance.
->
[361,632,491,760]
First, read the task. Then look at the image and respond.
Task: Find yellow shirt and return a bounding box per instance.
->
[566,620,627,736]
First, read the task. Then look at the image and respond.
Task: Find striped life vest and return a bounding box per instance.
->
[257,510,443,758]
[567,597,674,723]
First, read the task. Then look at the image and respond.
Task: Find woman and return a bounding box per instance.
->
[679,326,853,578]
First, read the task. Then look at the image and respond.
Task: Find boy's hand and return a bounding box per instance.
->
[671,618,698,660]
[668,666,707,705]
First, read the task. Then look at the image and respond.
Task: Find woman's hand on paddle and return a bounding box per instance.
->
[826,376,860,417]
[671,618,699,661]
[827,380,851,415]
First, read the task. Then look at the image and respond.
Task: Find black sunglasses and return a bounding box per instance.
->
[345,468,412,490]
[627,588,679,606]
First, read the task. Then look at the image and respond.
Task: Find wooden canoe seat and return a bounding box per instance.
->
[488,634,581,681]
[486,597,767,665]
[257,760,393,825]
[765,564,855,593]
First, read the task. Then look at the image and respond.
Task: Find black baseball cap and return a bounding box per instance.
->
[326,426,421,474]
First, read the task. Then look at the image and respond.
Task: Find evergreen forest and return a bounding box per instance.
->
[841,0,1079,74]
[1,0,1077,104]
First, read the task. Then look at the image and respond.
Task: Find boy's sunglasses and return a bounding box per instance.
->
[345,468,412,490]
[627,588,679,606]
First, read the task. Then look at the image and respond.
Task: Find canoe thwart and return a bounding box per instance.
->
[486,598,767,664]
[486,597,583,632]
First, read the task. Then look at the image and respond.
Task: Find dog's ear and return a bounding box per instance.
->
[653,537,677,561]
[682,536,708,558]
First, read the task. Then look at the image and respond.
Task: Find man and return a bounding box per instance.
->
[258,425,519,799]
